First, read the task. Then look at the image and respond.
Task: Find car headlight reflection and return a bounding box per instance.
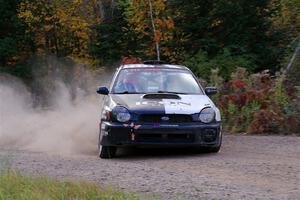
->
[199,107,215,123]
[113,106,131,122]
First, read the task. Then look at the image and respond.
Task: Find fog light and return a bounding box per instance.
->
[103,131,109,136]
[202,129,217,142]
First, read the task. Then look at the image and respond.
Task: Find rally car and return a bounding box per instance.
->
[97,61,222,158]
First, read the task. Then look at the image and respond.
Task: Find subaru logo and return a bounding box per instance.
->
[161,116,169,121]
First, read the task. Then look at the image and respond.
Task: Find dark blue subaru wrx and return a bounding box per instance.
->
[97,61,222,158]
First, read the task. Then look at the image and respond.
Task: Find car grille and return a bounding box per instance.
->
[137,131,195,143]
[139,114,193,123]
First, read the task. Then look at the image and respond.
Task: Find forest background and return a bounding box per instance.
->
[1,0,299,134]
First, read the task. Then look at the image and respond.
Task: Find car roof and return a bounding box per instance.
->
[121,64,190,70]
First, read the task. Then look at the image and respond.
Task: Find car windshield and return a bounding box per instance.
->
[112,68,203,94]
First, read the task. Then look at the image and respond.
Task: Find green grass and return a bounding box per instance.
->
[0,171,140,200]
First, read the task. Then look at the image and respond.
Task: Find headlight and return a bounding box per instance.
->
[199,107,215,123]
[112,106,131,122]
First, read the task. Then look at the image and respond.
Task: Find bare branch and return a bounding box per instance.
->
[98,0,105,22]
[148,0,160,61]
[287,38,300,71]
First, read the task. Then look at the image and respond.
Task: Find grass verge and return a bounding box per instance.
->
[0,171,139,200]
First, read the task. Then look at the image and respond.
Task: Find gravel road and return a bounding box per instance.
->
[1,135,299,200]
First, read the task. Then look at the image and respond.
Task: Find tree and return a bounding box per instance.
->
[169,0,275,70]
[18,0,99,58]
[0,0,26,65]
[89,0,176,64]
[271,0,300,40]
[123,0,175,61]
[89,0,131,64]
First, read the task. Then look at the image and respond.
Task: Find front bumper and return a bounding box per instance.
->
[100,121,222,147]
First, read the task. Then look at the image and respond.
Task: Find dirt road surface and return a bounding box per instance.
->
[1,135,299,199]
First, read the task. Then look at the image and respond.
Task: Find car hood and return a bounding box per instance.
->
[109,94,215,115]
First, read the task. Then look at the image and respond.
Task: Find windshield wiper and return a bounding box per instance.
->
[157,90,187,94]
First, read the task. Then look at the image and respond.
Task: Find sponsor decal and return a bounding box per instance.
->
[163,95,211,115]
[135,95,217,116]
[160,124,179,127]
[161,116,170,121]
[123,122,141,141]
[134,125,141,130]
[136,101,163,106]
[152,124,178,128]
[123,122,141,130]
[136,101,191,107]
[126,68,161,72]
[153,123,160,128]
[143,68,161,71]
[131,133,136,141]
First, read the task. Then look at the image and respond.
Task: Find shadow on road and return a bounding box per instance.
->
[115,147,219,160]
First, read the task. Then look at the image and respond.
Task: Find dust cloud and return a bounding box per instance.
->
[0,58,112,155]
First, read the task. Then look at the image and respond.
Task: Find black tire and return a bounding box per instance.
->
[98,131,101,151]
[99,145,117,159]
[98,130,116,159]
[205,133,222,153]
[206,145,221,153]
[199,133,222,153]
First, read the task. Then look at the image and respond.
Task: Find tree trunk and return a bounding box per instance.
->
[110,0,115,19]
[98,0,105,22]
[148,0,160,61]
[287,39,300,71]
[53,25,59,56]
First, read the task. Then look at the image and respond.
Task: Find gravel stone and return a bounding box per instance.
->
[1,135,299,200]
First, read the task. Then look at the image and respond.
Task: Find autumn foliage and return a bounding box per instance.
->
[121,56,142,64]
[213,68,300,134]
[0,0,299,135]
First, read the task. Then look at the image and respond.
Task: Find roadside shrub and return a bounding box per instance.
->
[272,72,289,108]
[212,67,300,134]
[281,90,300,133]
[249,109,283,134]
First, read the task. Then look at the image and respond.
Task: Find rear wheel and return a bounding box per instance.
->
[99,145,117,159]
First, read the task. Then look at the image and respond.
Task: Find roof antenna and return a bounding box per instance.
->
[148,0,160,61]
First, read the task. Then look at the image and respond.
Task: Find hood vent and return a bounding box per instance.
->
[143,93,181,99]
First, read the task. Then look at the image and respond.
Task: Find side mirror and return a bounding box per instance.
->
[205,87,217,95]
[97,86,109,95]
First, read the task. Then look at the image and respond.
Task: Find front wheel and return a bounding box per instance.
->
[99,145,117,159]
[98,129,117,159]
[204,133,222,153]
[205,145,221,153]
